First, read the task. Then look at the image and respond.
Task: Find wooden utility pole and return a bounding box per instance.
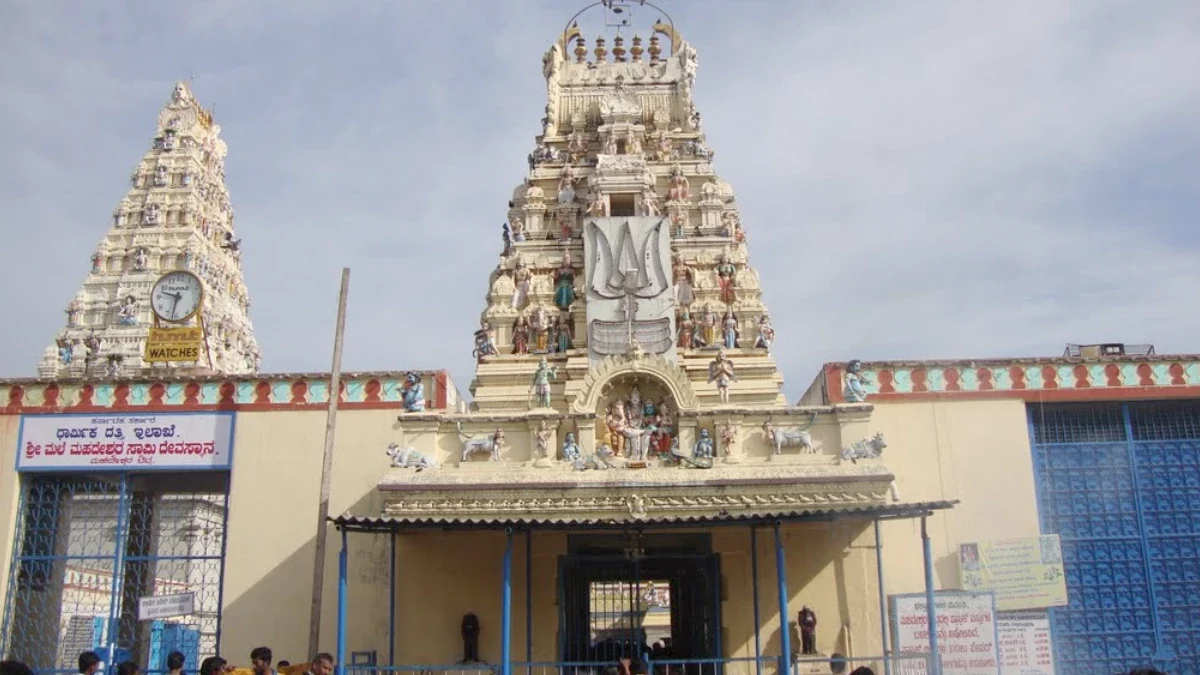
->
[308,268,351,658]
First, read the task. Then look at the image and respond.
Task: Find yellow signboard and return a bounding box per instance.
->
[144,326,203,363]
[959,535,1068,611]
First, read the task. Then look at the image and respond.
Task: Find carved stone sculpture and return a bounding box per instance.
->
[718,420,738,461]
[843,359,868,402]
[763,418,814,455]
[722,310,739,349]
[511,259,531,310]
[561,432,582,463]
[754,315,774,352]
[459,425,504,462]
[473,321,499,362]
[840,433,886,464]
[401,372,425,412]
[116,296,138,326]
[386,443,437,470]
[693,428,715,460]
[530,358,557,408]
[640,186,661,216]
[534,420,554,460]
[512,314,530,354]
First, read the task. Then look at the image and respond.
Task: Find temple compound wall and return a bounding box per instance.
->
[2,355,1196,670]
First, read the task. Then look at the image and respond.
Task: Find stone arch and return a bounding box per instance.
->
[571,354,699,414]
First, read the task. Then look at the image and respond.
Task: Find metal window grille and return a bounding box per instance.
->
[1029,401,1200,674]
[1,472,230,675]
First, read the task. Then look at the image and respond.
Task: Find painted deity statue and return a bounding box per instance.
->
[511,259,531,310]
[509,214,526,242]
[603,132,619,156]
[530,358,557,408]
[561,432,582,463]
[557,166,577,205]
[553,313,573,353]
[672,255,694,307]
[117,296,137,325]
[473,321,498,362]
[715,251,737,305]
[84,334,102,359]
[134,248,148,271]
[722,310,739,349]
[567,130,588,163]
[66,298,83,326]
[627,128,643,155]
[722,210,744,244]
[650,405,674,457]
[606,403,627,456]
[532,305,552,353]
[401,372,426,412]
[586,191,605,217]
[668,165,690,202]
[655,131,672,162]
[693,428,715,460]
[640,186,661,217]
[843,359,868,402]
[676,310,697,349]
[702,307,719,347]
[534,420,554,460]
[554,251,576,310]
[708,350,737,405]
[755,315,775,352]
[57,339,74,365]
[626,388,644,428]
[719,421,738,459]
[512,314,530,354]
[525,178,545,204]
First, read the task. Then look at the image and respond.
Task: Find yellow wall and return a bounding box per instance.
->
[0,395,1045,665]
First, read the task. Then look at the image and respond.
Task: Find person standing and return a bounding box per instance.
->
[250,648,275,675]
[798,606,818,655]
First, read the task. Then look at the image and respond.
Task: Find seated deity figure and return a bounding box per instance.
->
[693,428,715,460]
[560,432,581,463]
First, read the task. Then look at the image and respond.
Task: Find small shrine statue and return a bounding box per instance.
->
[719,420,738,459]
[509,214,526,242]
[532,305,552,352]
[843,359,868,403]
[501,221,513,256]
[84,334,102,360]
[401,372,425,412]
[627,128,643,155]
[554,251,576,310]
[561,432,582,463]
[553,313,573,353]
[606,404,627,456]
[460,613,481,664]
[715,251,737,305]
[722,210,744,243]
[700,180,719,202]
[133,248,148,271]
[90,252,103,273]
[708,350,737,405]
[668,164,690,202]
[627,387,644,427]
[655,131,672,162]
[603,132,619,156]
[677,310,697,349]
[57,339,74,365]
[511,259,531,310]
[672,255,694,307]
[798,606,818,655]
[586,191,606,217]
[512,314,530,354]
[472,321,498,362]
[754,315,775,353]
[557,209,573,242]
[722,310,739,349]
[702,307,719,347]
[557,166,577,204]
[640,186,661,216]
[567,130,588,163]
[530,358,557,409]
[534,420,554,460]
[693,428,715,460]
[649,406,674,457]
[117,295,138,325]
[66,298,83,327]
[105,356,122,379]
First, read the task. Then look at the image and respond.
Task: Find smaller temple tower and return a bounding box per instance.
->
[37,82,260,379]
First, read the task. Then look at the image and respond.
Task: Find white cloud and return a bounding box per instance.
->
[1,1,1198,399]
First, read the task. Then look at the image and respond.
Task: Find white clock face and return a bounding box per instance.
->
[151,271,204,323]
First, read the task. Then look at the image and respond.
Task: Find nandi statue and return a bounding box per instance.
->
[386,442,437,471]
[840,433,886,464]
[762,417,815,455]
[459,424,505,462]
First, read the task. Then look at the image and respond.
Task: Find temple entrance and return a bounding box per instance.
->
[558,533,721,668]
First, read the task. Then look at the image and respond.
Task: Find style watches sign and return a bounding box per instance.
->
[16,412,235,472]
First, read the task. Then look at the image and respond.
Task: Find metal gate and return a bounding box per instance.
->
[1,472,230,674]
[1029,401,1200,675]
[558,533,722,672]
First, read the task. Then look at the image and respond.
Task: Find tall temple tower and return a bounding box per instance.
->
[36,82,260,379]
[469,12,785,422]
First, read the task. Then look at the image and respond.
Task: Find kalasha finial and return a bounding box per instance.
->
[631,35,644,63]
[575,36,588,63]
[612,35,627,63]
[648,34,662,65]
[594,35,608,63]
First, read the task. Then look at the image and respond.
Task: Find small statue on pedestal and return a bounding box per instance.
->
[401,372,425,412]
[460,613,481,664]
[798,605,818,655]
[530,358,557,409]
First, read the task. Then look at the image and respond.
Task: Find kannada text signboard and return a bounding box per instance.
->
[960,536,1068,611]
[891,591,1000,675]
[17,412,235,472]
[996,611,1055,675]
[138,592,196,621]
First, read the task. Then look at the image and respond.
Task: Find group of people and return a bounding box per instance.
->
[0,647,336,675]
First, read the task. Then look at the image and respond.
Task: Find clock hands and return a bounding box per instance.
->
[169,292,182,319]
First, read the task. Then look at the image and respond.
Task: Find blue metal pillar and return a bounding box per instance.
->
[750,526,762,675]
[389,532,397,667]
[921,517,940,675]
[525,529,533,675]
[337,528,349,675]
[874,520,891,675]
[773,521,791,675]
[106,477,131,667]
[502,528,514,675]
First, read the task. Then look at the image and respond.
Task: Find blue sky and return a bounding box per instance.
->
[2,1,1199,399]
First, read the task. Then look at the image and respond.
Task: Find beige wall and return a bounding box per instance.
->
[0,414,21,628]
[0,395,1045,665]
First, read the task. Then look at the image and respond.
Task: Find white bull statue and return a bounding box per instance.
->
[762,418,815,455]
